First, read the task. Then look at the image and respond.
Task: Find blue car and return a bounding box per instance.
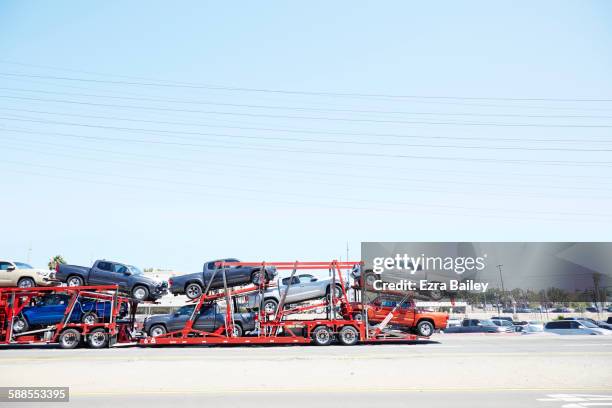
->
[13,293,115,333]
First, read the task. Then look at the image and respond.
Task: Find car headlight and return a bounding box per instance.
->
[36,271,47,276]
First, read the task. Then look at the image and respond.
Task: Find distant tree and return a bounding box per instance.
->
[48,255,66,270]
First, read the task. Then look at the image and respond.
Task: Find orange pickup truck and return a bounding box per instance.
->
[350,295,449,337]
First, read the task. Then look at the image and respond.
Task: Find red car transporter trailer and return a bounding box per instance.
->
[0,285,135,349]
[139,260,420,347]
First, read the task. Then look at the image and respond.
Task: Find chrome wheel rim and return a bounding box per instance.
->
[13,320,25,332]
[62,332,78,347]
[264,302,277,314]
[18,279,34,288]
[83,315,96,325]
[133,288,146,300]
[342,328,356,343]
[420,324,433,336]
[316,329,330,343]
[186,285,201,298]
[68,277,81,287]
[365,274,376,286]
[151,327,165,337]
[90,332,106,347]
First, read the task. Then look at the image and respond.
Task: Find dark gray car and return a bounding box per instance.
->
[142,303,256,337]
[169,258,277,299]
[443,319,510,333]
[56,260,167,301]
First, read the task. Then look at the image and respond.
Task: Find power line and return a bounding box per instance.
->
[3,94,612,128]
[1,120,611,167]
[0,70,611,102]
[2,106,611,145]
[2,86,612,120]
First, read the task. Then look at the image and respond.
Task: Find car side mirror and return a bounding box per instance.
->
[7,265,15,272]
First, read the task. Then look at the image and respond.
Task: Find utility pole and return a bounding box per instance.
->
[497,264,505,314]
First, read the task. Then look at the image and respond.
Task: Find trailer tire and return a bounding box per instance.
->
[87,328,109,349]
[81,313,98,325]
[132,285,149,301]
[149,324,167,337]
[416,320,434,337]
[338,326,359,346]
[17,277,36,288]
[312,326,333,346]
[12,316,29,333]
[59,329,81,349]
[67,275,84,287]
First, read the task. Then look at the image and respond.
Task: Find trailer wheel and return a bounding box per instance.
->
[12,316,29,333]
[185,283,203,299]
[59,329,81,349]
[17,277,35,288]
[416,320,434,337]
[81,313,98,325]
[338,326,359,346]
[312,326,333,346]
[67,275,84,287]
[87,328,109,349]
[132,286,149,301]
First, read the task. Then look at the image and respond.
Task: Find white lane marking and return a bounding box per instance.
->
[537,394,612,408]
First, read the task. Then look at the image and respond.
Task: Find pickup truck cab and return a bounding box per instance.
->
[56,260,167,301]
[350,295,449,337]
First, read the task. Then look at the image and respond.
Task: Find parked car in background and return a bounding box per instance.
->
[551,307,574,313]
[521,321,545,334]
[12,293,124,333]
[169,259,277,299]
[55,260,167,301]
[0,260,56,288]
[443,319,511,334]
[544,320,612,335]
[349,295,448,336]
[565,317,612,331]
[247,273,347,314]
[491,318,519,332]
[142,302,256,337]
[446,318,461,328]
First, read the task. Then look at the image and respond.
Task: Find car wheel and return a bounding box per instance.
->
[364,272,379,287]
[326,285,343,300]
[185,283,203,299]
[416,321,434,337]
[426,283,444,301]
[59,329,81,349]
[132,286,149,301]
[12,316,29,333]
[67,275,84,287]
[338,326,359,346]
[87,328,109,349]
[230,324,243,337]
[17,277,36,288]
[149,324,167,337]
[81,313,98,325]
[263,299,278,314]
[312,326,333,346]
[352,312,364,322]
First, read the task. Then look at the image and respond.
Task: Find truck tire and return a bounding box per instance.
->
[67,275,84,287]
[416,320,434,337]
[17,277,35,288]
[263,299,278,314]
[230,323,243,337]
[132,286,149,301]
[312,326,333,346]
[81,313,98,325]
[149,324,167,337]
[338,326,359,346]
[12,316,29,333]
[59,329,81,349]
[87,328,109,349]
[185,283,203,299]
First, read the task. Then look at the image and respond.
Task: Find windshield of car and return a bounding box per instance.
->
[479,319,497,327]
[579,320,599,328]
[127,265,143,275]
[14,262,33,269]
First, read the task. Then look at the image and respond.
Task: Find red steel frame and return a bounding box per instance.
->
[139,260,419,346]
[0,285,132,346]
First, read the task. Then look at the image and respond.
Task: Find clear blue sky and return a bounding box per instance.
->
[0,1,611,271]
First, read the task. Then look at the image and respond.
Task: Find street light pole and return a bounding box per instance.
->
[497,264,505,314]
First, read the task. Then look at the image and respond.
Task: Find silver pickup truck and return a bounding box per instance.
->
[247,273,348,314]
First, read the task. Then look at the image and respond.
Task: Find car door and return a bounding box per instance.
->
[194,305,218,332]
[167,305,195,332]
[89,261,115,285]
[279,276,303,303]
[297,274,326,300]
[0,261,14,286]
[396,300,414,327]
[29,294,70,325]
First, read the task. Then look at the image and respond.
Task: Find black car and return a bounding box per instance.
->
[169,258,277,299]
[443,319,509,333]
[142,303,256,337]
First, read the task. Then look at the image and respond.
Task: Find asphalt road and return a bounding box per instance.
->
[1,334,611,408]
